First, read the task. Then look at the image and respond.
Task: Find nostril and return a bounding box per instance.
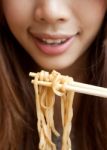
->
[58,18,66,22]
[39,17,67,24]
[40,18,45,22]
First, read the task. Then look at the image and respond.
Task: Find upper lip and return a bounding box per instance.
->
[30,32,77,40]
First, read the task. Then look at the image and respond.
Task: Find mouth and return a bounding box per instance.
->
[30,33,77,55]
[36,37,70,45]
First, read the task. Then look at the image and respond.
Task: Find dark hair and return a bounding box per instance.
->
[0,3,107,150]
[0,13,40,150]
[72,13,107,150]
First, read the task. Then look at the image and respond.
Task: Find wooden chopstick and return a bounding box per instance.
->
[66,82,107,98]
[29,72,107,98]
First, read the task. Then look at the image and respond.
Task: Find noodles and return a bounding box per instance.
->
[32,70,75,150]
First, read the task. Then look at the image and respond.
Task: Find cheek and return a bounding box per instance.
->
[2,0,33,29]
[72,0,106,23]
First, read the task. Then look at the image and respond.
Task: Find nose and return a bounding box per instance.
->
[34,0,70,24]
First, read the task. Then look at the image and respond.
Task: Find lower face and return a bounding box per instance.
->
[2,0,106,72]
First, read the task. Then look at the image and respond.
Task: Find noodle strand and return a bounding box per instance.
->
[32,70,75,150]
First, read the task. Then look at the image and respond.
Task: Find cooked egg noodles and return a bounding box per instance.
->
[32,70,75,150]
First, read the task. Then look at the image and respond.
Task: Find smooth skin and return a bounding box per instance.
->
[2,0,106,75]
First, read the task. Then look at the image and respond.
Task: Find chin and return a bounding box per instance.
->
[38,62,72,72]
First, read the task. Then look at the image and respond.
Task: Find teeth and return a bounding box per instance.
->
[42,38,67,44]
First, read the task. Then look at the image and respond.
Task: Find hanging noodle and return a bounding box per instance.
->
[32,70,75,150]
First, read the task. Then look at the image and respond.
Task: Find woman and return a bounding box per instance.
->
[0,0,107,149]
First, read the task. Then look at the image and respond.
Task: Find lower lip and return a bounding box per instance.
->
[33,37,75,55]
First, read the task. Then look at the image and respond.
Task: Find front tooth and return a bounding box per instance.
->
[46,39,56,44]
[42,39,66,44]
[55,39,62,44]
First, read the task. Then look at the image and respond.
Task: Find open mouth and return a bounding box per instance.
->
[36,37,70,46]
[30,33,77,55]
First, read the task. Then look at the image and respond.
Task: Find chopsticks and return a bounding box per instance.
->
[29,72,107,98]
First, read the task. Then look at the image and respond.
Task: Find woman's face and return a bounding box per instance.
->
[2,0,106,70]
